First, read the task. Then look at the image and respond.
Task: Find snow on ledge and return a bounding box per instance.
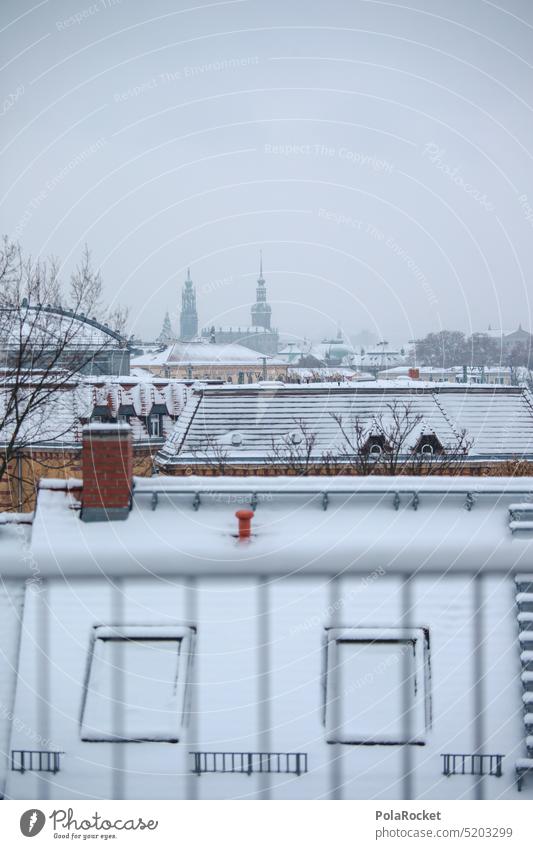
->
[0,512,34,524]
[82,422,131,432]
[39,478,82,491]
[133,474,533,495]
[95,625,194,639]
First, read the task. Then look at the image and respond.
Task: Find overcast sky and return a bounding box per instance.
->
[2,0,533,345]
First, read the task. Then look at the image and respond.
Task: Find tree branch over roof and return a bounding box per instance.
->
[0,238,128,488]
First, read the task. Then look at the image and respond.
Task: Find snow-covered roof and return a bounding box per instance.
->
[132,340,286,368]
[379,366,456,375]
[287,367,362,379]
[9,474,533,579]
[157,383,533,465]
[0,376,188,446]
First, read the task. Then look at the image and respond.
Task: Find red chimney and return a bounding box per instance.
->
[408,367,420,380]
[81,423,132,522]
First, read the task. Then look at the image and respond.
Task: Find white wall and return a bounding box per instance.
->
[6,572,530,800]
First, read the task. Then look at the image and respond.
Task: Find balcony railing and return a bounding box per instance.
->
[11,750,63,775]
[190,751,308,776]
[442,753,503,778]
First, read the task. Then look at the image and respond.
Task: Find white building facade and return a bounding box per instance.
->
[2,463,533,801]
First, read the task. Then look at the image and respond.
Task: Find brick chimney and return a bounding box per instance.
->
[81,423,132,522]
[408,367,420,380]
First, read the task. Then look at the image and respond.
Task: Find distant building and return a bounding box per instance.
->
[0,302,131,375]
[377,366,521,386]
[157,311,176,345]
[309,332,355,367]
[503,324,532,351]
[156,382,533,475]
[353,343,406,372]
[484,324,532,352]
[378,366,457,383]
[179,269,198,341]
[202,326,279,357]
[277,342,311,364]
[0,374,188,512]
[251,251,271,330]
[131,339,288,383]
[200,254,279,356]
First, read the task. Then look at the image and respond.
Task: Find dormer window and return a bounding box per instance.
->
[117,404,135,423]
[362,434,387,458]
[413,433,444,456]
[91,405,114,423]
[149,414,161,437]
[148,403,168,438]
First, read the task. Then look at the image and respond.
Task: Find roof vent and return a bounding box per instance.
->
[290,431,303,445]
[235,509,254,540]
[231,432,243,446]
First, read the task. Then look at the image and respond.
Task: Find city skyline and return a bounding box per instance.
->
[2,0,533,343]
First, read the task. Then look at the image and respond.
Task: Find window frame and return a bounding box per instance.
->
[80,624,195,743]
[149,413,162,437]
[322,627,431,745]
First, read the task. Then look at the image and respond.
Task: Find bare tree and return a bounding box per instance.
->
[266,419,317,475]
[327,401,473,475]
[0,238,128,493]
[188,433,231,475]
[404,430,472,475]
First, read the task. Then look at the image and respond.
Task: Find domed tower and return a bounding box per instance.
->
[251,251,272,330]
[179,268,198,341]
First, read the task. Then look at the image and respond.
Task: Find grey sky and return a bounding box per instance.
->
[2,0,533,345]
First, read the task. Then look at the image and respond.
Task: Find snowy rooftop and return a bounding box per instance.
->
[157,383,533,465]
[132,340,286,368]
[9,473,533,579]
[0,376,188,446]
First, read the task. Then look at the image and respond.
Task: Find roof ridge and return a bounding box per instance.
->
[521,387,533,417]
[157,391,202,460]
[431,391,461,439]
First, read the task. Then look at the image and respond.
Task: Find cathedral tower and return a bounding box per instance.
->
[251,251,272,330]
[179,268,198,341]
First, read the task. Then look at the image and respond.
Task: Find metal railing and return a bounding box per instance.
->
[11,750,63,775]
[190,751,308,776]
[136,482,533,516]
[442,754,503,777]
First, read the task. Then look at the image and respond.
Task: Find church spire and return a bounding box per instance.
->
[179,267,198,341]
[157,309,175,345]
[251,250,272,330]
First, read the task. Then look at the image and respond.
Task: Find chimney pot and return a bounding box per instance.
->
[235,508,254,539]
[81,423,132,522]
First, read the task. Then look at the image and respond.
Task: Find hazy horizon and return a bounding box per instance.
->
[2,0,533,345]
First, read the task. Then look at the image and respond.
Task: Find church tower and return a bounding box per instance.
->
[251,251,272,330]
[157,310,175,345]
[179,268,198,341]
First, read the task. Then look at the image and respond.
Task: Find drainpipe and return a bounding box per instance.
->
[17,453,23,512]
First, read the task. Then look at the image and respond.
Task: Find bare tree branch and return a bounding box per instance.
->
[0,238,127,491]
